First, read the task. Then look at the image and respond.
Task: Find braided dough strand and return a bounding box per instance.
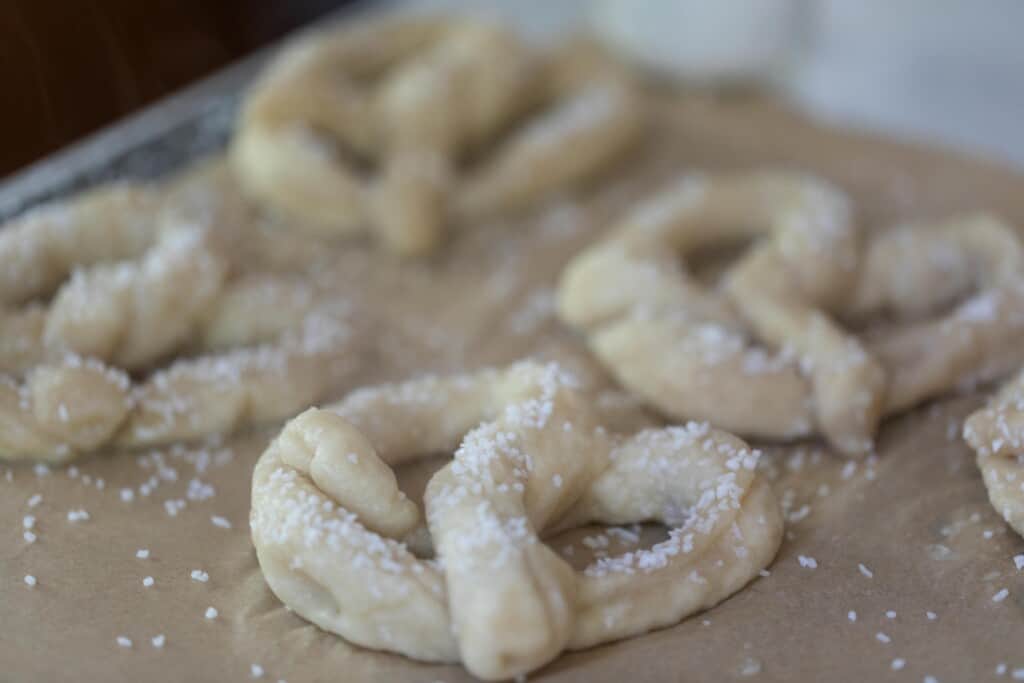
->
[964,369,1024,538]
[251,362,782,680]
[0,184,162,306]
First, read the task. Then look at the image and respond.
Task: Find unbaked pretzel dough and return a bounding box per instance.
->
[0,182,363,464]
[232,16,641,255]
[251,361,782,680]
[964,368,1024,538]
[558,171,1024,456]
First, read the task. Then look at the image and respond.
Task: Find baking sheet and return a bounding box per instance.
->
[2,21,1024,683]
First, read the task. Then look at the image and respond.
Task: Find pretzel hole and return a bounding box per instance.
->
[392,453,451,559]
[687,242,753,287]
[547,522,671,572]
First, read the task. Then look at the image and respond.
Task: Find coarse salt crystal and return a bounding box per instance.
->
[143,576,154,587]
[876,632,891,644]
[136,549,150,559]
[1012,668,1024,680]
[1014,554,1024,571]
[885,610,896,619]
[924,676,939,683]
[67,509,89,522]
[992,588,1009,602]
[847,610,857,622]
[24,531,36,543]
[116,636,132,648]
[858,563,873,578]
[23,515,34,529]
[995,663,1006,675]
[892,658,906,670]
[120,488,134,503]
[798,555,817,569]
[926,611,937,620]
[191,570,209,583]
[211,515,231,529]
[205,606,218,619]
[151,634,165,648]
[251,664,264,678]
[27,494,42,508]
[24,574,36,587]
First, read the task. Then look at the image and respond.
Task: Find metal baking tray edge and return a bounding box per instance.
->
[0,0,389,223]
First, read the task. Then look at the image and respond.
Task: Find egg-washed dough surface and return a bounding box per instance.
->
[1,89,1024,682]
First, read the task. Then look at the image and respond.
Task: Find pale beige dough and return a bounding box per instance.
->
[232,15,641,255]
[558,171,1024,457]
[964,368,1024,538]
[251,361,782,680]
[0,175,364,464]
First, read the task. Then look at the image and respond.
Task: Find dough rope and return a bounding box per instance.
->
[964,369,1024,538]
[251,361,782,680]
[0,186,363,464]
[558,171,1024,457]
[232,16,641,255]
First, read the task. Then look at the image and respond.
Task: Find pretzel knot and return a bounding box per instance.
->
[0,185,362,463]
[964,369,1024,538]
[558,170,1024,457]
[251,361,782,680]
[232,16,641,256]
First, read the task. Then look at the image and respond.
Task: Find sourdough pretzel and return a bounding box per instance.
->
[232,16,641,255]
[558,171,1024,456]
[251,361,782,680]
[964,368,1024,538]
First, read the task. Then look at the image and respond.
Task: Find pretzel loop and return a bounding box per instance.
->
[251,362,782,680]
[558,171,1024,456]
[233,16,641,255]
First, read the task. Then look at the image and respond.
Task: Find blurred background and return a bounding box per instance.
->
[2,0,1022,180]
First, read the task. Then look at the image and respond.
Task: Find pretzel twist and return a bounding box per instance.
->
[251,362,782,680]
[964,369,1024,538]
[232,16,641,255]
[558,171,1024,456]
[0,186,362,463]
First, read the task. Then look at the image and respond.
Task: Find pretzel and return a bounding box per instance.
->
[0,185,362,463]
[558,171,1024,457]
[964,368,1024,538]
[232,16,641,255]
[251,361,782,680]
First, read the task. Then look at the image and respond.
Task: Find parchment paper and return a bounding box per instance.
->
[2,85,1023,683]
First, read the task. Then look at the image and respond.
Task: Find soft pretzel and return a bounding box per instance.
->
[558,171,1024,456]
[964,368,1024,538]
[232,16,641,255]
[0,183,363,463]
[0,300,357,464]
[251,361,782,680]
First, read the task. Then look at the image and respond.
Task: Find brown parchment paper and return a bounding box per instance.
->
[2,86,1024,683]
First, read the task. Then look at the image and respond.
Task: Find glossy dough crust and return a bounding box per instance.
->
[250,361,782,680]
[964,369,1024,538]
[558,170,1024,457]
[232,16,642,255]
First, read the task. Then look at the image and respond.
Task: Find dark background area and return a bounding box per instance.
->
[0,0,356,179]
